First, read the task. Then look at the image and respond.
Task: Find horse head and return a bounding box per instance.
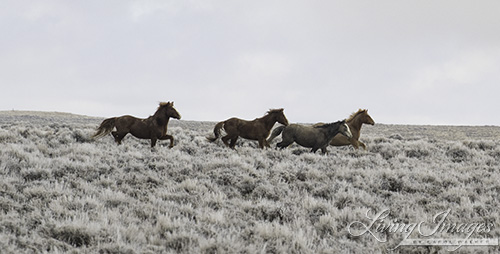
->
[159,102,181,120]
[273,108,289,126]
[361,109,375,125]
[339,120,353,138]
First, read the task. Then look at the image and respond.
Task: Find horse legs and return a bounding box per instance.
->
[277,140,293,149]
[264,139,271,148]
[258,139,267,149]
[112,131,127,145]
[111,131,118,142]
[263,138,271,148]
[320,147,328,154]
[358,141,367,150]
[276,132,294,149]
[350,139,360,149]
[221,135,231,147]
[350,139,366,150]
[229,136,239,149]
[221,135,238,149]
[150,138,158,148]
[159,134,175,148]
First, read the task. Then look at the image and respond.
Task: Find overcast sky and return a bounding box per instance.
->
[1,1,499,125]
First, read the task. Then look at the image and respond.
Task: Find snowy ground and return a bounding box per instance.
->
[1,111,499,253]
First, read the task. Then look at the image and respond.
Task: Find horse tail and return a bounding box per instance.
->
[92,117,116,139]
[267,125,285,144]
[207,121,225,142]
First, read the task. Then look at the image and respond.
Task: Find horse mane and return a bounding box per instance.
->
[347,109,367,122]
[158,102,172,109]
[152,102,173,119]
[266,108,284,115]
[315,120,345,129]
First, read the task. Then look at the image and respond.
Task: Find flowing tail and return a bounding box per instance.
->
[267,125,285,144]
[92,117,116,139]
[206,121,225,142]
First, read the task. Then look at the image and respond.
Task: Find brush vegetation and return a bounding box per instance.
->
[1,111,500,253]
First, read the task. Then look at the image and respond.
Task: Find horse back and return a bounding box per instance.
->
[225,117,269,140]
[284,124,319,136]
[283,124,328,147]
[115,115,154,138]
[115,115,143,127]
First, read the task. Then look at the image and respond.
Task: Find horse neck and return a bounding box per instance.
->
[259,114,278,130]
[348,114,364,131]
[325,124,341,137]
[152,110,169,126]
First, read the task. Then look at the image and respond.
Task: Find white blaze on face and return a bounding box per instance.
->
[344,123,353,138]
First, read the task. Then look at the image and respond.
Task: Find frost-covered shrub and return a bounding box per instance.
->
[488,148,500,160]
[48,225,93,247]
[379,174,404,192]
[164,233,197,252]
[237,176,257,196]
[404,140,432,159]
[312,184,338,200]
[2,112,500,253]
[252,182,287,201]
[21,167,50,181]
[388,133,404,140]
[369,142,400,160]
[445,144,472,163]
[464,140,497,151]
[0,129,17,143]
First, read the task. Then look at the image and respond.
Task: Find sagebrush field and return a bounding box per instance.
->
[1,111,499,254]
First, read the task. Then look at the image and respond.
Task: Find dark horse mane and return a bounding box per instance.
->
[252,108,284,121]
[150,102,173,123]
[314,119,345,129]
[267,108,284,114]
[259,108,284,118]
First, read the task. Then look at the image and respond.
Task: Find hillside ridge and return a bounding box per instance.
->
[1,110,499,141]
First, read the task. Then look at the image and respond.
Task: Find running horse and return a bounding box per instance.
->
[267,120,352,154]
[92,102,181,148]
[207,109,289,149]
[316,109,374,149]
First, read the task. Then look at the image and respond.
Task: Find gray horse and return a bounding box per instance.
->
[267,120,352,154]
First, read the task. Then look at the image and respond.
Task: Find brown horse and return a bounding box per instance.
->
[92,102,181,148]
[316,109,374,149]
[207,109,289,149]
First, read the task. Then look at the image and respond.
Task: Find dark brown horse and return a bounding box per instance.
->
[315,109,374,149]
[92,102,181,148]
[207,109,289,149]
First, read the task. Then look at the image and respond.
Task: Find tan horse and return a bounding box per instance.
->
[207,109,289,149]
[92,102,181,148]
[325,109,374,149]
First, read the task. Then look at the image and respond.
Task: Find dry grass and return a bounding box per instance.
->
[1,111,499,253]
